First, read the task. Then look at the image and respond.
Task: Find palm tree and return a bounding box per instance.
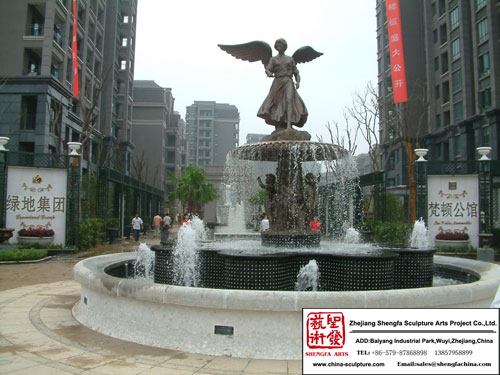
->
[167,166,218,215]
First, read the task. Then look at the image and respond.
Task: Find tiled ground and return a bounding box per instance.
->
[0,281,302,374]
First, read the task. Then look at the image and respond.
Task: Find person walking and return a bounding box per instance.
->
[132,213,144,242]
[153,214,162,239]
[163,213,172,229]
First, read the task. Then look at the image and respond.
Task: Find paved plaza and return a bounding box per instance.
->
[0,230,302,374]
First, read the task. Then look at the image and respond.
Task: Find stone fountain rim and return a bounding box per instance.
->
[74,253,500,310]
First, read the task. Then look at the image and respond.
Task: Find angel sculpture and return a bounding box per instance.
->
[218,39,322,131]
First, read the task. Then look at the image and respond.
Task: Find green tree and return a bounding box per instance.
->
[167,166,218,215]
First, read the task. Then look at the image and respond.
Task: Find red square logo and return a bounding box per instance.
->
[306,312,345,349]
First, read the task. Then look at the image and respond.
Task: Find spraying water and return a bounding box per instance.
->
[295,260,320,291]
[172,216,206,286]
[133,243,155,281]
[410,218,430,249]
[344,227,361,244]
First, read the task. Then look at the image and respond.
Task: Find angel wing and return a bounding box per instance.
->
[218,41,273,66]
[292,46,323,64]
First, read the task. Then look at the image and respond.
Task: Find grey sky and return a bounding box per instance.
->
[134,0,377,154]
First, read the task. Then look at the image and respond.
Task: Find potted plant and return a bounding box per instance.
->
[434,230,470,249]
[17,228,55,246]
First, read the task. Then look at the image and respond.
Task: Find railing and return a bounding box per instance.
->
[26,23,44,36]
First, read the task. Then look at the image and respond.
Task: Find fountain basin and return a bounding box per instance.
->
[73,254,500,360]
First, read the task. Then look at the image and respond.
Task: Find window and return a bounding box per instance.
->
[478,88,491,110]
[438,0,445,16]
[476,0,487,10]
[121,38,127,47]
[431,2,437,16]
[481,127,490,146]
[443,110,451,126]
[478,19,488,44]
[434,57,439,71]
[436,114,441,128]
[478,52,490,77]
[123,15,129,23]
[455,135,461,158]
[440,23,447,44]
[441,52,449,74]
[452,70,462,91]
[433,29,438,43]
[453,102,463,122]
[120,60,126,70]
[451,38,460,60]
[388,153,395,171]
[442,81,450,103]
[450,7,459,30]
[20,96,37,130]
[435,85,440,99]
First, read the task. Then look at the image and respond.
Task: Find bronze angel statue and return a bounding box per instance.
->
[218,39,322,131]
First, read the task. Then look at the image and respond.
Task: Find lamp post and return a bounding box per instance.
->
[414,149,428,223]
[66,142,82,248]
[477,147,492,251]
[0,137,10,231]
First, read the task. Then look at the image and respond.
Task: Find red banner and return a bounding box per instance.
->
[72,0,79,98]
[385,0,407,103]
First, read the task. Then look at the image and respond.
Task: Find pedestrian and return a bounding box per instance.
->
[163,213,172,229]
[131,213,144,242]
[153,213,162,239]
[260,215,270,232]
[310,216,321,231]
[181,214,190,226]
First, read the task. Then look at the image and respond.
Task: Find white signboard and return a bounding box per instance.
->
[427,175,479,248]
[6,167,68,245]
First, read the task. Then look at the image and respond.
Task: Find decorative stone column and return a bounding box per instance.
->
[0,137,9,229]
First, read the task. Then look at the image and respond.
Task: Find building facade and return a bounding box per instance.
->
[245,133,267,144]
[376,0,499,193]
[185,101,239,167]
[0,0,137,174]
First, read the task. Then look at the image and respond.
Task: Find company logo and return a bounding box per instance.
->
[306,312,345,349]
[32,174,42,184]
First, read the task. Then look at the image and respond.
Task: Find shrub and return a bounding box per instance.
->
[18,228,55,237]
[435,231,469,241]
[373,221,413,246]
[78,218,106,250]
[105,217,120,228]
[0,249,48,261]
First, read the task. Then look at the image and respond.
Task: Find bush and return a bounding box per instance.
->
[0,249,48,261]
[78,218,106,250]
[373,221,413,246]
[105,217,120,228]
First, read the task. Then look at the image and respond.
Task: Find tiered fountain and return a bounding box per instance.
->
[73,40,500,360]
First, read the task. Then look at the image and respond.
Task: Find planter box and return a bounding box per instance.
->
[434,239,469,249]
[18,236,54,246]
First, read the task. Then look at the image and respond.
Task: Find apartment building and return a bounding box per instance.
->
[0,0,137,174]
[131,80,186,193]
[185,101,239,166]
[376,0,499,191]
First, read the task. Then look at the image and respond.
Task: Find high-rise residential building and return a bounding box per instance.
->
[0,0,137,174]
[376,0,499,192]
[245,133,267,144]
[185,101,239,166]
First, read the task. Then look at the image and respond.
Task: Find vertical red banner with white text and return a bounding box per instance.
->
[72,0,79,98]
[385,0,407,103]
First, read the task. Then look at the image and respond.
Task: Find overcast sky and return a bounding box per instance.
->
[134,0,377,155]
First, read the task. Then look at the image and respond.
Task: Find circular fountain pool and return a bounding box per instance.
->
[73,252,500,360]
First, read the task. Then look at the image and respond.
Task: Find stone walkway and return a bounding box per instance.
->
[0,230,302,374]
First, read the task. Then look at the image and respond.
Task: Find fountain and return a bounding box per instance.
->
[73,39,500,360]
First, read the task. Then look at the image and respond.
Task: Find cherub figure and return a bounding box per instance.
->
[257,173,277,225]
[218,39,322,130]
